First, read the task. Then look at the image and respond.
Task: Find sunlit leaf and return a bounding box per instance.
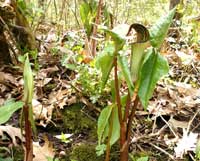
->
[0,101,24,124]
[100,24,127,51]
[138,49,169,108]
[149,8,176,48]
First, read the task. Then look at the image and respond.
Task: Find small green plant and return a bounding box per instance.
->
[0,54,36,161]
[96,8,176,161]
[22,54,36,161]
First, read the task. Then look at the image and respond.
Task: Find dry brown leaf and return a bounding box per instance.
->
[36,66,59,78]
[0,125,24,146]
[48,88,76,109]
[33,136,55,161]
[32,99,54,127]
[0,72,18,86]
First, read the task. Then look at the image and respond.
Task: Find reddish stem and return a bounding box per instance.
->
[91,0,103,56]
[114,56,122,124]
[127,96,139,143]
[24,105,33,161]
[123,92,131,122]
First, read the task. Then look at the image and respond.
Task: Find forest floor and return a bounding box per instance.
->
[0,23,200,161]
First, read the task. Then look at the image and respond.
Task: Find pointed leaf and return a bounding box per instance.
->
[0,101,24,124]
[110,105,120,145]
[149,8,176,48]
[138,49,169,108]
[97,105,113,144]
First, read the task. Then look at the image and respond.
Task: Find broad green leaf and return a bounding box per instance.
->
[97,105,113,144]
[0,101,24,124]
[96,43,115,89]
[110,105,120,145]
[97,104,120,155]
[138,49,169,108]
[118,54,134,94]
[149,8,176,48]
[137,156,149,161]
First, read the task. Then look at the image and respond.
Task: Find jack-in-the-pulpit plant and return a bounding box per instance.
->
[96,8,176,161]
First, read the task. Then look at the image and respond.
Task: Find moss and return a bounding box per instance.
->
[13,146,24,161]
[62,104,97,139]
[70,143,104,161]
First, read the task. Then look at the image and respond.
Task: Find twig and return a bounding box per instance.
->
[131,125,167,143]
[149,142,174,160]
[160,115,178,138]
[187,109,200,133]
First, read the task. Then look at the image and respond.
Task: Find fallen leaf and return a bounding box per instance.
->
[33,136,55,161]
[0,126,24,146]
[174,129,198,158]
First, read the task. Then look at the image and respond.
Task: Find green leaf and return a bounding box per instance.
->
[96,43,115,89]
[136,156,149,161]
[100,24,128,51]
[138,49,169,108]
[96,144,106,156]
[110,105,120,145]
[118,54,134,94]
[0,101,24,124]
[80,1,97,38]
[97,105,113,144]
[80,2,92,37]
[149,8,176,48]
[23,54,34,104]
[0,158,13,161]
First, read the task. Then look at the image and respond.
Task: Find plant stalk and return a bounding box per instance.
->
[24,104,33,161]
